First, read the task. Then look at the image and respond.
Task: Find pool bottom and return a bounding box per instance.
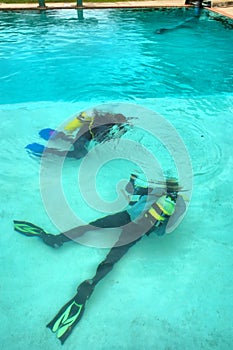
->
[1,95,233,349]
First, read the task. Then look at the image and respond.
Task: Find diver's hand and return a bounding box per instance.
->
[76,280,95,303]
[130,173,138,180]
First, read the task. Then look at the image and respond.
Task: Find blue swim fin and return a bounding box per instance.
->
[25,143,45,157]
[39,128,57,141]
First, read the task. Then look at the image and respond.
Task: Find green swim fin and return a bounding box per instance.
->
[13,220,48,237]
[13,220,65,248]
[47,280,94,344]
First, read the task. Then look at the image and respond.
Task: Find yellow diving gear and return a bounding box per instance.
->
[64,112,93,132]
[64,118,83,132]
[145,195,176,226]
[156,195,176,216]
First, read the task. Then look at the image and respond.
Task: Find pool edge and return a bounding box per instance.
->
[0,2,188,11]
[0,2,233,21]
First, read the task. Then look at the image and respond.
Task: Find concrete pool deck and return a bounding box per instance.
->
[0,1,188,10]
[0,1,233,19]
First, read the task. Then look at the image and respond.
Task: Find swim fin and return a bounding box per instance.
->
[39,128,56,141]
[47,280,94,344]
[13,220,64,248]
[25,142,45,157]
[13,220,48,237]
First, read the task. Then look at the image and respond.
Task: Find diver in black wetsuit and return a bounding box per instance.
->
[155,1,203,34]
[14,175,186,247]
[51,110,129,159]
[40,174,168,246]
[26,110,129,159]
[14,176,187,343]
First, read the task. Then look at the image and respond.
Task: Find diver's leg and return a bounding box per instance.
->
[90,222,142,286]
[89,214,164,286]
[89,211,131,228]
[59,211,131,242]
[46,223,143,342]
[37,212,130,248]
[65,148,88,159]
[44,135,89,159]
[66,135,89,159]
[14,212,131,248]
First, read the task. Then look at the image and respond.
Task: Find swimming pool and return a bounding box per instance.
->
[1,8,233,103]
[1,8,233,350]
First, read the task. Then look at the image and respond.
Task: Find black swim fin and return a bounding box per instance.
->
[13,220,48,237]
[47,280,94,344]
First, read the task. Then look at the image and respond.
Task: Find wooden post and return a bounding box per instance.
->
[76,0,83,7]
[38,0,47,8]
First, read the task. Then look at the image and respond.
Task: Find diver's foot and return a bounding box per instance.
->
[76,280,94,302]
[40,232,64,248]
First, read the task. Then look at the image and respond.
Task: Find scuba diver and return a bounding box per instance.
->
[13,177,187,344]
[25,110,130,159]
[155,0,203,34]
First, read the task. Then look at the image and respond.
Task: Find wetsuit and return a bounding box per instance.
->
[42,175,171,248]
[59,175,160,242]
[79,191,178,291]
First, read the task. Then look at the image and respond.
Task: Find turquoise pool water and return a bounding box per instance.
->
[0,8,233,350]
[1,8,233,103]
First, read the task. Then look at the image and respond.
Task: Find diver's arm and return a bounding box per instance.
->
[135,187,153,195]
[125,174,138,194]
[155,218,168,236]
[125,174,153,195]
